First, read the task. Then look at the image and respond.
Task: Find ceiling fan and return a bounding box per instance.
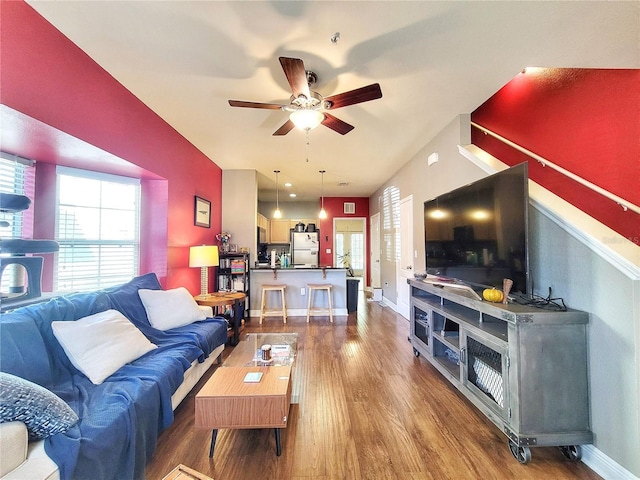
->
[228,57,382,136]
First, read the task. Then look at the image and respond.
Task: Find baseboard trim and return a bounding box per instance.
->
[248,308,349,318]
[581,444,639,480]
[380,297,397,312]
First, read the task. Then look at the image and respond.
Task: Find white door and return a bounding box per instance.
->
[396,196,413,319]
[370,213,381,288]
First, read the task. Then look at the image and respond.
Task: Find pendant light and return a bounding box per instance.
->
[273,170,282,219]
[319,170,327,219]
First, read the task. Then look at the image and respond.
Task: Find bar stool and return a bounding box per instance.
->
[306,284,333,323]
[260,284,287,324]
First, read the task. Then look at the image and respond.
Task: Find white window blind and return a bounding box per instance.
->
[0,153,35,239]
[55,167,140,292]
[1,154,36,295]
[336,233,345,264]
[350,233,364,270]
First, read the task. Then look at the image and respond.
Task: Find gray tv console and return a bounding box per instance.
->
[409,279,592,464]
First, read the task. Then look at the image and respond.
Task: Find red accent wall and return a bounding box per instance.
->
[1,1,223,292]
[471,68,640,244]
[318,197,370,285]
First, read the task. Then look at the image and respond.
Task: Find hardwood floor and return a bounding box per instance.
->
[145,296,601,480]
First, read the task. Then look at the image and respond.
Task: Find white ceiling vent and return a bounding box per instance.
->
[344,202,355,214]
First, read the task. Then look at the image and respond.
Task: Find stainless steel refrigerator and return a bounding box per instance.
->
[291,231,320,267]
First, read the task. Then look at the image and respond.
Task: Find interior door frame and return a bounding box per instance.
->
[396,195,413,319]
[333,216,367,282]
[370,212,381,288]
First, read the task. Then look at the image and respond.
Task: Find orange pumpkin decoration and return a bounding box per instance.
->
[482,288,504,303]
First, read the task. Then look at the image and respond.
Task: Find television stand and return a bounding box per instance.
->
[421,277,483,301]
[409,279,592,464]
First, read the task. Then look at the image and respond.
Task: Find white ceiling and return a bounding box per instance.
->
[26,1,639,203]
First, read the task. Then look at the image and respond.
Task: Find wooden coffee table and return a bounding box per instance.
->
[195,333,297,457]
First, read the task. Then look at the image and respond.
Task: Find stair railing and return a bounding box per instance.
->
[471,121,640,216]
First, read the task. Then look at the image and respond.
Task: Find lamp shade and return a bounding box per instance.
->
[290,109,324,131]
[189,245,219,268]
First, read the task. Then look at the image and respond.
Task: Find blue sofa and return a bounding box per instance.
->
[0,273,228,480]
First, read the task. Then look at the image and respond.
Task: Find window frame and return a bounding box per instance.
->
[54,166,141,292]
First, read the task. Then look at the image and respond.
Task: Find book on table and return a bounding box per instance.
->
[243,372,263,383]
[271,344,290,356]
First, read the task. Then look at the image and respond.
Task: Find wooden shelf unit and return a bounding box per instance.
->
[217,252,249,318]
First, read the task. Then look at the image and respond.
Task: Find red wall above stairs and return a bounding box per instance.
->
[471,68,639,244]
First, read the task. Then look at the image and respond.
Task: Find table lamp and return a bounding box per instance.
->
[189,245,219,298]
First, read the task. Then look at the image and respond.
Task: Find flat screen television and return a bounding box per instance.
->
[424,163,530,295]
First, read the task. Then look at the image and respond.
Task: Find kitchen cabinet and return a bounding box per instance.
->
[257,213,270,243]
[299,218,320,231]
[290,219,320,232]
[269,219,321,244]
[257,213,268,230]
[269,220,291,244]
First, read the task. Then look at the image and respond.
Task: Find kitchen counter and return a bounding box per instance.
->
[250,267,348,317]
[251,266,343,270]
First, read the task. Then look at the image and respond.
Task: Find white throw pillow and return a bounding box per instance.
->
[52,310,157,385]
[138,287,206,331]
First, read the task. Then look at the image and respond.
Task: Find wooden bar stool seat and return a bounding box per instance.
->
[260,284,287,324]
[306,284,333,323]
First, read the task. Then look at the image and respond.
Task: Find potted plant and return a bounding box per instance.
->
[338,251,354,277]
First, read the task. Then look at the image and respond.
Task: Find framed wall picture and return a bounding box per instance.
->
[194,196,211,228]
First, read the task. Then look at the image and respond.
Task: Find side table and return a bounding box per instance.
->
[194,292,246,346]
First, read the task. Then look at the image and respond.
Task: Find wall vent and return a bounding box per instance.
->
[344,202,355,214]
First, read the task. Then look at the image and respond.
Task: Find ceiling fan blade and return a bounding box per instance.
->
[273,119,295,136]
[279,57,311,100]
[322,113,354,135]
[228,100,284,110]
[324,83,382,110]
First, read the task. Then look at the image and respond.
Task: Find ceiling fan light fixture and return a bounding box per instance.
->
[290,109,324,131]
[229,57,382,136]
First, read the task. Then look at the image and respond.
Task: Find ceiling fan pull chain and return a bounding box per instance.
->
[306,130,310,162]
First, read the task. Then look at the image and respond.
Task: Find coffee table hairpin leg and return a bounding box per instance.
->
[209,428,281,457]
[209,429,218,458]
[274,428,281,456]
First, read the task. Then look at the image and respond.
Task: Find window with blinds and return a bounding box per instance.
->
[350,233,364,270]
[55,167,140,292]
[1,154,36,296]
[0,153,35,239]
